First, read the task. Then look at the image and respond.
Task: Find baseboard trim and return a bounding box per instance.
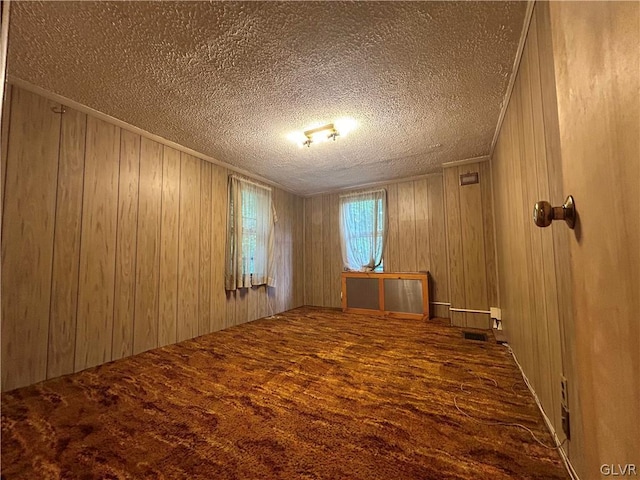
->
[506,344,581,480]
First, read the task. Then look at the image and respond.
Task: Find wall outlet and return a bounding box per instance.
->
[560,376,569,408]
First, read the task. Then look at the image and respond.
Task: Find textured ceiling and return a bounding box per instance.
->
[8,1,527,195]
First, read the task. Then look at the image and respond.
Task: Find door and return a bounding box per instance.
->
[550,2,639,477]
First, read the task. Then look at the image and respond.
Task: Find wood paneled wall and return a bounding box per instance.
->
[1,85,304,392]
[303,176,450,318]
[443,162,498,329]
[490,2,574,473]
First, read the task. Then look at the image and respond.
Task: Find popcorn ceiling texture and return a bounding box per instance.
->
[8,1,527,195]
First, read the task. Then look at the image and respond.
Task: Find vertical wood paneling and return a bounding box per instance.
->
[385,184,399,271]
[225,290,237,329]
[491,3,570,468]
[158,146,180,346]
[132,138,162,355]
[535,3,579,462]
[322,194,333,306]
[210,165,227,332]
[1,86,305,391]
[235,288,248,326]
[443,163,495,328]
[111,130,140,361]
[1,83,12,220]
[458,164,488,328]
[479,161,498,308]
[310,195,323,306]
[518,49,549,405]
[295,196,305,308]
[304,197,313,305]
[443,168,466,326]
[1,89,60,391]
[75,116,120,370]
[414,178,431,272]
[427,176,449,318]
[528,13,564,433]
[397,181,417,272]
[198,162,212,334]
[177,153,200,341]
[330,193,342,308]
[47,107,86,377]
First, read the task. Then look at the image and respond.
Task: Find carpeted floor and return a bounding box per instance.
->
[1,307,568,479]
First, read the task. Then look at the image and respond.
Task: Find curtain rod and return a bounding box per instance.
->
[230,174,272,191]
[339,188,386,199]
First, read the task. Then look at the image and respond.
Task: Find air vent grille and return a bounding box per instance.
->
[463,331,488,342]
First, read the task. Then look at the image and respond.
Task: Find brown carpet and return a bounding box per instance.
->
[1,307,568,479]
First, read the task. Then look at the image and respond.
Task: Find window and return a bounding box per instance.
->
[339,189,387,271]
[241,189,258,274]
[225,176,275,290]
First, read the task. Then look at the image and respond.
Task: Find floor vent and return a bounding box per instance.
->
[463,331,488,342]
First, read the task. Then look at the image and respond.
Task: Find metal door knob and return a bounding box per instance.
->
[533,195,576,229]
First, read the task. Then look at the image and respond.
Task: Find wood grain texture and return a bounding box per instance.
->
[158,146,180,347]
[413,178,431,272]
[426,176,449,311]
[490,2,572,470]
[1,88,60,391]
[329,194,342,308]
[235,288,249,326]
[1,83,11,222]
[75,116,120,371]
[443,163,495,328]
[478,162,497,308]
[527,11,564,438]
[198,162,212,335]
[295,196,306,308]
[177,153,200,341]
[303,197,313,305]
[443,168,466,327]
[458,164,488,328]
[225,290,236,329]
[535,3,583,466]
[517,51,547,404]
[1,87,305,391]
[132,137,162,355]
[550,1,639,473]
[48,107,86,376]
[322,195,332,307]
[397,181,417,272]
[310,195,323,306]
[210,165,227,332]
[111,130,140,361]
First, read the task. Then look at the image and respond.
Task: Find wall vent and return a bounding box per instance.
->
[462,331,488,342]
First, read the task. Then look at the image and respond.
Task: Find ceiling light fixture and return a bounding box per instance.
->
[287,117,358,148]
[302,123,339,148]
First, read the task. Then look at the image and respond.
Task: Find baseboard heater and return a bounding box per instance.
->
[341,271,430,319]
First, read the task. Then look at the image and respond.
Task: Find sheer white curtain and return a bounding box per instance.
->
[225,175,276,290]
[339,189,387,271]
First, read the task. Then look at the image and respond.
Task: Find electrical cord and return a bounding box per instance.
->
[453,372,567,451]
